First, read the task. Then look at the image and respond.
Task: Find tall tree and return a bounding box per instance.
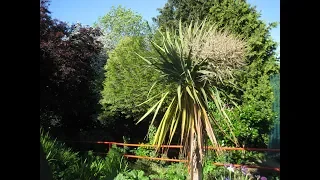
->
[94,6,150,52]
[154,0,280,147]
[137,20,247,180]
[97,7,170,141]
[99,36,174,141]
[208,0,279,147]
[40,0,105,134]
[153,0,216,30]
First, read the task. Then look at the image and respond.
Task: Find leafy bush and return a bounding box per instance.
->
[115,170,150,180]
[149,163,188,180]
[78,148,128,180]
[130,160,188,180]
[40,129,81,179]
[40,129,128,180]
[132,146,157,158]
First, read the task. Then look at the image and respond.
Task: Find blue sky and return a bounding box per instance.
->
[49,0,279,52]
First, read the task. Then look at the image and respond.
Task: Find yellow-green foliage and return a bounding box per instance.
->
[99,36,174,121]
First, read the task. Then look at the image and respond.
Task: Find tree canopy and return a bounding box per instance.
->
[40,0,105,132]
[94,5,151,52]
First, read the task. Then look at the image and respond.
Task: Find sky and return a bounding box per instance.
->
[49,0,279,53]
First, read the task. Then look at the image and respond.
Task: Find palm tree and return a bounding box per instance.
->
[136,20,246,180]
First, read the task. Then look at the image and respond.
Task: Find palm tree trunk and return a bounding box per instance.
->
[190,126,203,180]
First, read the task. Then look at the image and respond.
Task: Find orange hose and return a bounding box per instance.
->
[100,141,280,152]
[123,154,188,163]
[109,142,183,148]
[63,141,280,172]
[80,151,280,172]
